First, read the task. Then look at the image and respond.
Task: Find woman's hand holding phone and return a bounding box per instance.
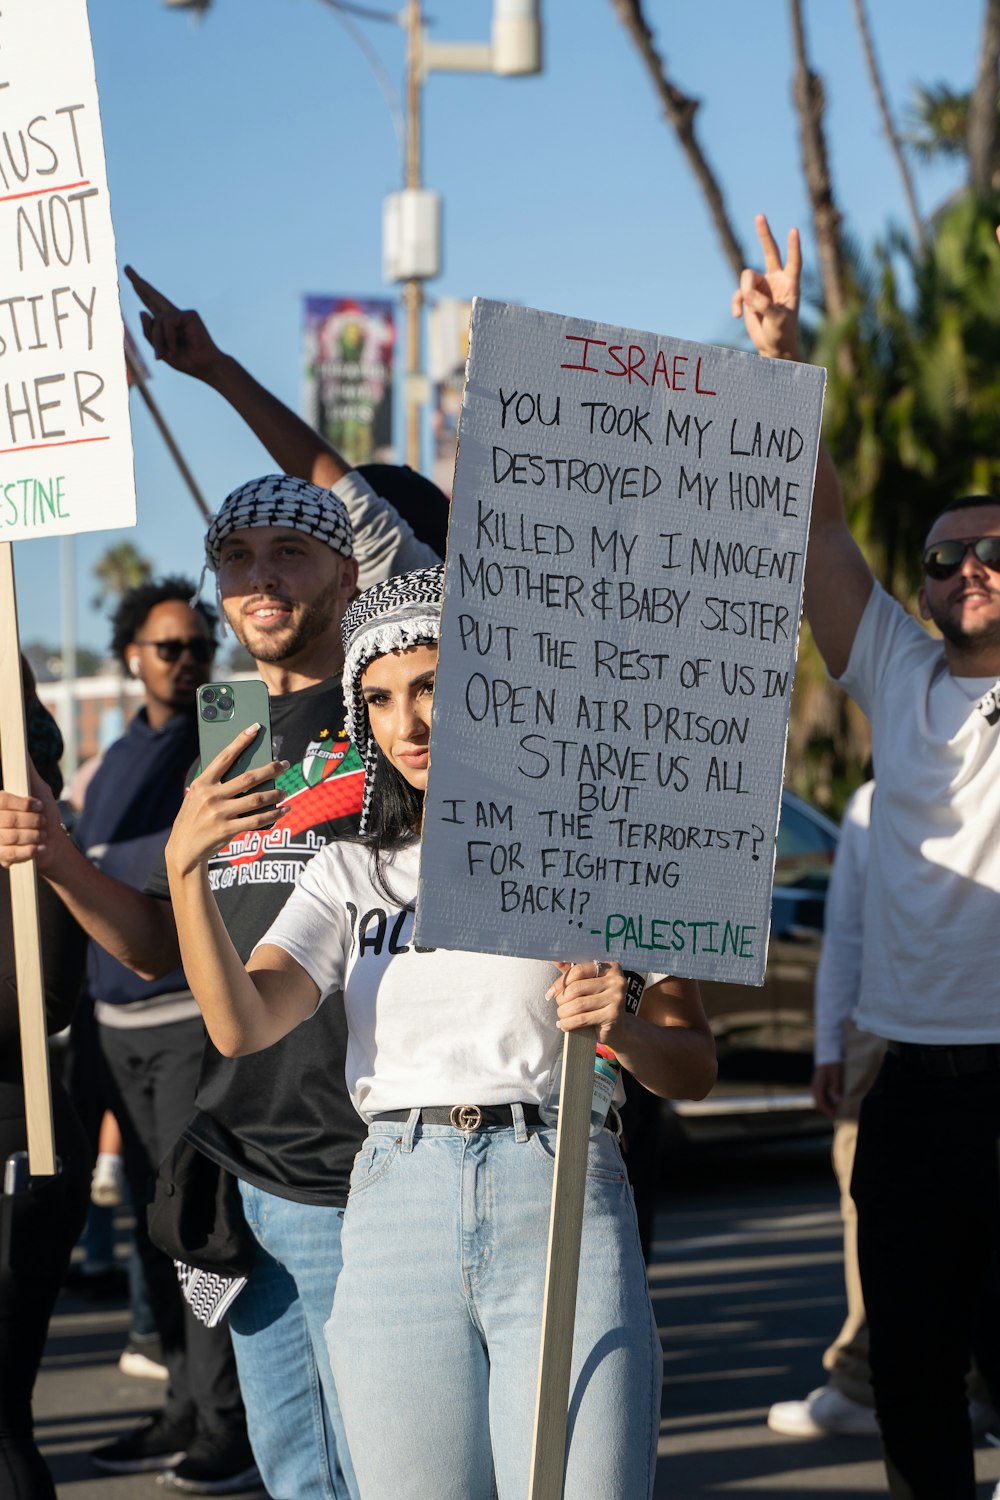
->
[166,727,289,879]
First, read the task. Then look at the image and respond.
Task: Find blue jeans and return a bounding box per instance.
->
[327,1107,661,1500]
[229,1182,359,1500]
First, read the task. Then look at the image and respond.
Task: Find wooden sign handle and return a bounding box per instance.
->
[0,543,56,1175]
[527,1024,596,1500]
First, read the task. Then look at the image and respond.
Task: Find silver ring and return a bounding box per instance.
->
[593,960,605,979]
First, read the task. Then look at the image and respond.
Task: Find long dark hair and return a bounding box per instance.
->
[360,752,425,908]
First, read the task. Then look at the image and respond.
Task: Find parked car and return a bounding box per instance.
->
[667,787,840,1145]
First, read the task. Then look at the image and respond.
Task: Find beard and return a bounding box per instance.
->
[926,595,1000,653]
[226,575,344,664]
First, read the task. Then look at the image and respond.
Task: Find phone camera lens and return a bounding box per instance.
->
[217,695,233,714]
[202,704,218,721]
[202,687,217,704]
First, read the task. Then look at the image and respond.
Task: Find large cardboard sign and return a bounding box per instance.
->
[0,1,135,1173]
[0,0,135,538]
[415,300,826,983]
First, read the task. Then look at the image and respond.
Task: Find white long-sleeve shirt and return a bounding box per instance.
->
[332,469,442,591]
[813,780,874,1067]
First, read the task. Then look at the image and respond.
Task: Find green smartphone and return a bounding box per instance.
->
[197,680,273,792]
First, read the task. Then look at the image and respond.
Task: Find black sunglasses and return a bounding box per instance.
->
[921,536,1000,581]
[134,637,216,664]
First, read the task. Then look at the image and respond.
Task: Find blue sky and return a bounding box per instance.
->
[13,0,982,651]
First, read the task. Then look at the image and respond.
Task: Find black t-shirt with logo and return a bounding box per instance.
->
[147,678,366,1206]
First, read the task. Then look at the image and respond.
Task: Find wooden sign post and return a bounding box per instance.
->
[414,297,827,1493]
[0,1,137,1172]
[526,1026,595,1500]
[0,547,55,1174]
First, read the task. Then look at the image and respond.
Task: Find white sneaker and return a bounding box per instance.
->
[118,1336,168,1380]
[90,1153,125,1208]
[767,1385,879,1437]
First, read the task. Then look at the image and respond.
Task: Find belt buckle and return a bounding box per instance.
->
[449,1104,483,1131]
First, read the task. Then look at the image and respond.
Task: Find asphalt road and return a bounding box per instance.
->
[35,1136,1000,1498]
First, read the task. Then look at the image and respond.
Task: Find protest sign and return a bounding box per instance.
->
[0,1,136,1172]
[0,0,135,539]
[415,299,826,984]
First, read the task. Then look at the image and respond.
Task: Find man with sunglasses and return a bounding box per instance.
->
[735,213,1000,1500]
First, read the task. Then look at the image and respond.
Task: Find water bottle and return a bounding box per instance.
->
[591,1044,621,1127]
[540,1043,621,1130]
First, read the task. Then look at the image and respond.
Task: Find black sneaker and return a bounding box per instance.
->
[91,1411,196,1474]
[159,1425,260,1495]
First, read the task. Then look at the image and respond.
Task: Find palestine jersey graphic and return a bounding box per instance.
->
[208,726,364,891]
[179,678,368,1207]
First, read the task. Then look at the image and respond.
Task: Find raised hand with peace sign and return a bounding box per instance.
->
[731,213,803,362]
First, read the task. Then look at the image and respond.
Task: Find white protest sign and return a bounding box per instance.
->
[0,0,136,539]
[0,1,134,1173]
[415,300,826,984]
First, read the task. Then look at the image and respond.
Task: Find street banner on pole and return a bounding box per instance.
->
[414,299,826,985]
[302,295,395,466]
[0,0,137,1171]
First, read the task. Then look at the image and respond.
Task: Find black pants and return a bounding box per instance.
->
[853,1052,1000,1500]
[98,1015,244,1432]
[0,1077,90,1500]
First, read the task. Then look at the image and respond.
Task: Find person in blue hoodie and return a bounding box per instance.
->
[79,578,259,1496]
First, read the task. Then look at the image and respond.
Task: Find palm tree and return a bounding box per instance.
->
[91,542,153,613]
[850,0,926,249]
[606,0,746,280]
[608,1,1000,812]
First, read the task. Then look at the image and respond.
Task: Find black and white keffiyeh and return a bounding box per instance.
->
[341,566,444,830]
[174,1261,247,1328]
[204,474,354,573]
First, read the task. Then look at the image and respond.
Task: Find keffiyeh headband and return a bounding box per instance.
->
[341,565,445,830]
[204,474,353,573]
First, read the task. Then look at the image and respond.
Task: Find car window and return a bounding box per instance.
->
[774,801,837,891]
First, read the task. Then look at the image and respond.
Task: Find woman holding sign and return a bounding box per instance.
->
[165,565,716,1500]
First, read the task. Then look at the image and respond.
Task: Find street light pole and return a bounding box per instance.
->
[164,0,543,472]
[385,0,543,470]
[404,0,424,471]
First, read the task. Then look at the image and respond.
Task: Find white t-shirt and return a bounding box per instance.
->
[332,470,441,592]
[838,585,1000,1044]
[256,839,649,1121]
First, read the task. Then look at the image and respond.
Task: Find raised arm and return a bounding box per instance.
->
[125,266,350,489]
[0,765,181,980]
[165,729,320,1055]
[125,267,442,580]
[732,214,873,678]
